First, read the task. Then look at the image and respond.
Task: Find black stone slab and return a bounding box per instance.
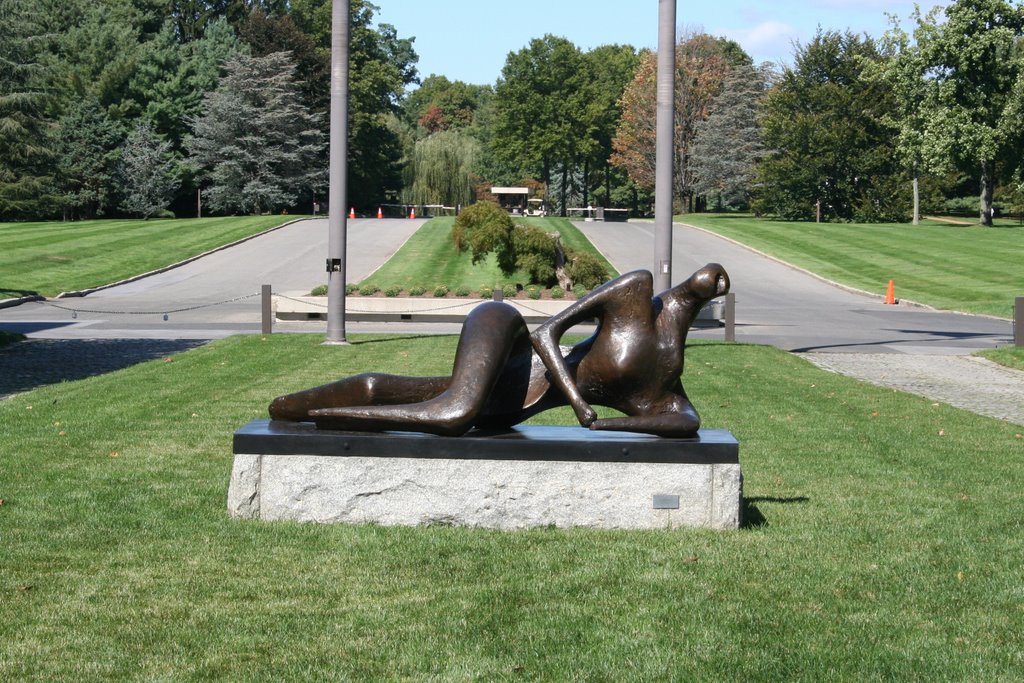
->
[234,420,739,465]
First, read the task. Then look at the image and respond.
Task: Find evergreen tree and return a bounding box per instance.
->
[0,0,56,219]
[238,9,329,115]
[690,63,771,210]
[186,51,325,215]
[127,18,246,151]
[53,98,125,220]
[118,122,181,218]
[45,1,153,116]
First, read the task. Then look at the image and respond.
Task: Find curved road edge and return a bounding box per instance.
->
[677,220,1013,322]
[0,217,314,307]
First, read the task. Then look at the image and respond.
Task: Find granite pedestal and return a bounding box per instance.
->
[228,420,742,530]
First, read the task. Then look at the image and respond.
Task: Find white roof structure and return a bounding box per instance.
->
[489,187,530,194]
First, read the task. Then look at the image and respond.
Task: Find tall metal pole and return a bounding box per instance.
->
[326,0,350,344]
[653,0,676,291]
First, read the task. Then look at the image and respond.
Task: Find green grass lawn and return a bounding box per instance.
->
[2,334,1022,679]
[357,216,618,292]
[977,346,1024,371]
[678,214,1024,318]
[0,216,302,299]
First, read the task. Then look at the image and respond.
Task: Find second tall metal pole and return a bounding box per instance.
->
[653,0,676,292]
[326,0,350,344]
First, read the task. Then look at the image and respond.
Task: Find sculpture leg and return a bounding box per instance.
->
[269,373,450,422]
[308,301,531,436]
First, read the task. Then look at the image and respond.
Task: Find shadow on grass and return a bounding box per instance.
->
[742,495,810,529]
[0,286,41,299]
[347,334,459,347]
[0,338,207,399]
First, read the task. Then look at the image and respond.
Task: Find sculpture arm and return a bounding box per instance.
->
[530,270,654,427]
[589,414,700,438]
[588,389,701,437]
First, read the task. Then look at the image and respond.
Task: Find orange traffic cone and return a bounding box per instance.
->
[409,207,416,219]
[884,279,896,305]
[348,207,356,219]
[377,207,383,219]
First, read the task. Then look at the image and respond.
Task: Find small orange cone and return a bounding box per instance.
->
[377,207,383,219]
[884,279,896,305]
[348,207,356,219]
[409,207,416,219]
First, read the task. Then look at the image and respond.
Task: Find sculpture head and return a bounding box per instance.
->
[666,262,730,304]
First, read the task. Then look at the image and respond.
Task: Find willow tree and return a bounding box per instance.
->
[404,129,479,207]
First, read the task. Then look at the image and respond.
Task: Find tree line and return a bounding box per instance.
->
[1,0,1021,225]
[0,0,416,221]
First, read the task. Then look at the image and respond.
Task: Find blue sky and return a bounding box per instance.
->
[372,0,949,86]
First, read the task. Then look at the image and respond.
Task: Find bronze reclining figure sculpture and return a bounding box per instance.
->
[270,263,729,438]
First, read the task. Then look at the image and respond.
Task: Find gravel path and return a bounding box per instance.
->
[801,352,1024,426]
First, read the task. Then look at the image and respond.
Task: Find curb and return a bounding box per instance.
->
[0,294,45,310]
[53,217,313,300]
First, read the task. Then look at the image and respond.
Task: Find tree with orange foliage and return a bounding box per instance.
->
[611,34,732,213]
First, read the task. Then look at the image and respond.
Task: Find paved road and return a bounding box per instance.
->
[577,220,1013,354]
[1,216,1013,352]
[1,217,1020,417]
[0,218,425,339]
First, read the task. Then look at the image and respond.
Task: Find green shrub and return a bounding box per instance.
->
[936,196,978,217]
[502,283,517,298]
[408,285,426,296]
[345,283,358,295]
[512,224,558,286]
[525,285,542,300]
[550,286,565,299]
[358,284,380,296]
[310,284,328,296]
[573,283,589,299]
[384,285,403,297]
[452,202,516,273]
[565,250,608,290]
[454,285,470,297]
[479,286,494,299]
[433,284,450,297]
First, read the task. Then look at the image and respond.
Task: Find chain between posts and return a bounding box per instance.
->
[271,292,556,316]
[38,288,737,334]
[40,289,562,319]
[41,292,262,317]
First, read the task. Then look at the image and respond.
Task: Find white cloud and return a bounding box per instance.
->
[811,0,947,14]
[718,20,803,64]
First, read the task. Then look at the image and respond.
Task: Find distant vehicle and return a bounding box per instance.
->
[490,186,546,216]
